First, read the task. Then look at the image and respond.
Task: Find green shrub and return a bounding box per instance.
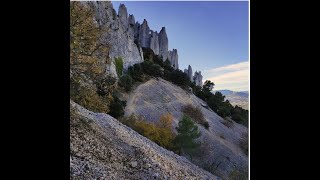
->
[128,63,143,82]
[108,94,126,119]
[182,104,209,129]
[114,57,123,77]
[118,74,133,92]
[174,114,201,159]
[167,69,190,89]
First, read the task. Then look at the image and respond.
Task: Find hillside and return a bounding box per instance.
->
[70,100,219,179]
[125,78,248,179]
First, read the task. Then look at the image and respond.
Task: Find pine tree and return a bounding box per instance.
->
[174,114,201,160]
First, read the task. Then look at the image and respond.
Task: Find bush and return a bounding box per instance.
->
[70,77,110,113]
[128,63,143,82]
[141,61,162,77]
[108,94,126,119]
[114,57,123,77]
[169,69,190,89]
[118,74,133,92]
[120,113,176,151]
[182,104,209,129]
[174,114,201,159]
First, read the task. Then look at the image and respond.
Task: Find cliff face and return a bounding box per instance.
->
[85,1,144,78]
[134,16,178,69]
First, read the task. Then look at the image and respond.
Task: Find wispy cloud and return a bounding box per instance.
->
[203,61,248,91]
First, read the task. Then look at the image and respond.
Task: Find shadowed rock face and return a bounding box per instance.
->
[168,49,179,69]
[125,78,248,179]
[70,100,220,180]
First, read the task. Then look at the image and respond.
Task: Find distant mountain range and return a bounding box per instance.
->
[213,90,249,110]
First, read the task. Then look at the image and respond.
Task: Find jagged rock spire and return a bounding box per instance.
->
[118,4,128,28]
[159,27,169,60]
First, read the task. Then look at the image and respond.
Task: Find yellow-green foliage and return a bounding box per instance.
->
[70,77,111,113]
[114,57,123,77]
[120,113,176,151]
[70,2,110,77]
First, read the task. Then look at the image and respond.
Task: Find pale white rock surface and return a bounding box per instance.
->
[70,100,220,179]
[124,78,248,179]
[85,1,144,78]
[158,27,169,60]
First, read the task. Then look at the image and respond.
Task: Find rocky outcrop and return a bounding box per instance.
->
[118,4,128,29]
[84,2,144,78]
[168,49,178,69]
[193,71,203,86]
[138,19,151,48]
[149,31,159,55]
[70,100,220,179]
[128,14,135,26]
[124,78,248,179]
[185,65,193,81]
[158,27,169,61]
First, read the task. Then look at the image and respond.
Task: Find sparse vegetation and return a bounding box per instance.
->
[114,57,124,77]
[120,113,176,151]
[118,74,133,92]
[182,104,209,129]
[70,1,109,78]
[239,132,248,155]
[229,168,248,180]
[70,77,110,113]
[108,94,126,119]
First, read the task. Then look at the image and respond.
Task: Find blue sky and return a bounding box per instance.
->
[112,1,249,91]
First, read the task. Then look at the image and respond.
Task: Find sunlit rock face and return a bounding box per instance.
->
[85,2,144,78]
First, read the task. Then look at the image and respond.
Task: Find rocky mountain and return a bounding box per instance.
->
[84,1,185,79]
[70,100,220,179]
[125,78,248,179]
[215,90,249,110]
[71,2,248,179]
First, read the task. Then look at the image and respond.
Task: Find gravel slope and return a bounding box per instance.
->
[70,100,220,180]
[124,78,248,179]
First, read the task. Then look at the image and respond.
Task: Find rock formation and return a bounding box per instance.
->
[118,4,128,29]
[134,18,178,69]
[158,27,169,61]
[84,2,144,78]
[193,71,203,86]
[168,49,178,69]
[184,65,204,86]
[149,31,159,55]
[138,19,151,48]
